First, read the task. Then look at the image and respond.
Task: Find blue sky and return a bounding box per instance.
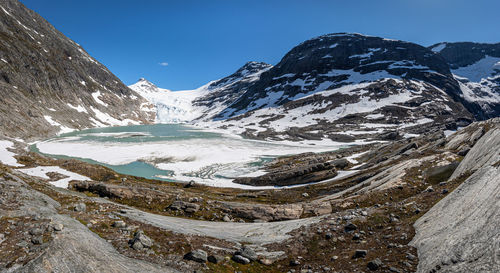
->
[21,0,500,90]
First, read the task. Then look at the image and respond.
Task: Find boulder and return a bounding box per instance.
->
[167,201,200,213]
[344,223,358,232]
[74,203,86,212]
[353,249,367,259]
[236,246,258,261]
[330,158,350,169]
[112,221,127,228]
[130,230,153,249]
[185,249,208,263]
[31,236,43,245]
[367,258,383,270]
[52,223,64,232]
[232,254,250,264]
[207,255,224,264]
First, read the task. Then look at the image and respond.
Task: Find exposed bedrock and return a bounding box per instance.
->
[410,119,500,273]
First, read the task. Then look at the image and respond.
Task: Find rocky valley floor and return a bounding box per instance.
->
[0,118,498,272]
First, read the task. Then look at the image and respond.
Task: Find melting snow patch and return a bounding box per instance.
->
[0,140,23,167]
[67,103,87,113]
[91,91,108,106]
[43,115,74,134]
[44,115,60,126]
[18,166,90,188]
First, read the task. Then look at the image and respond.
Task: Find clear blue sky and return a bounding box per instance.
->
[20,0,500,90]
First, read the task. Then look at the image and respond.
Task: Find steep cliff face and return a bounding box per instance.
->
[0,0,153,140]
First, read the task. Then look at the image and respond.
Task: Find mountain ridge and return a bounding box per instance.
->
[133,33,500,141]
[0,0,153,139]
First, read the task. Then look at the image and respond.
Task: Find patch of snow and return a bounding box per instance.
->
[0,6,12,16]
[443,130,456,137]
[44,115,74,134]
[452,55,500,82]
[365,113,384,119]
[457,80,500,103]
[430,43,447,53]
[0,140,23,167]
[91,91,108,106]
[90,106,138,126]
[272,73,295,80]
[44,115,60,127]
[388,61,429,70]
[17,166,90,188]
[403,133,420,138]
[67,103,88,113]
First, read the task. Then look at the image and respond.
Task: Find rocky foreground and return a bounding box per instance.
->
[0,118,498,272]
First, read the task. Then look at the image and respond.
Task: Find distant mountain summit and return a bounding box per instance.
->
[0,0,152,139]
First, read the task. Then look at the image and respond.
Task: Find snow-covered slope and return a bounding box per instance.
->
[203,33,473,140]
[430,42,500,119]
[129,78,208,123]
[130,62,272,123]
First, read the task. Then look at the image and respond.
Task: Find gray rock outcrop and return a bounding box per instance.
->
[410,124,500,273]
[1,171,178,273]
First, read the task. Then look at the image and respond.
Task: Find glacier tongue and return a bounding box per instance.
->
[129,79,209,123]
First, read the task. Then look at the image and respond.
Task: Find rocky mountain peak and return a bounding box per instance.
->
[206,61,272,91]
[237,61,273,76]
[130,78,164,93]
[221,32,460,118]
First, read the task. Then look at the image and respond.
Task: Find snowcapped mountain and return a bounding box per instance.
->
[129,78,206,123]
[429,42,500,118]
[0,0,153,139]
[133,33,499,141]
[205,33,473,140]
[129,61,272,123]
